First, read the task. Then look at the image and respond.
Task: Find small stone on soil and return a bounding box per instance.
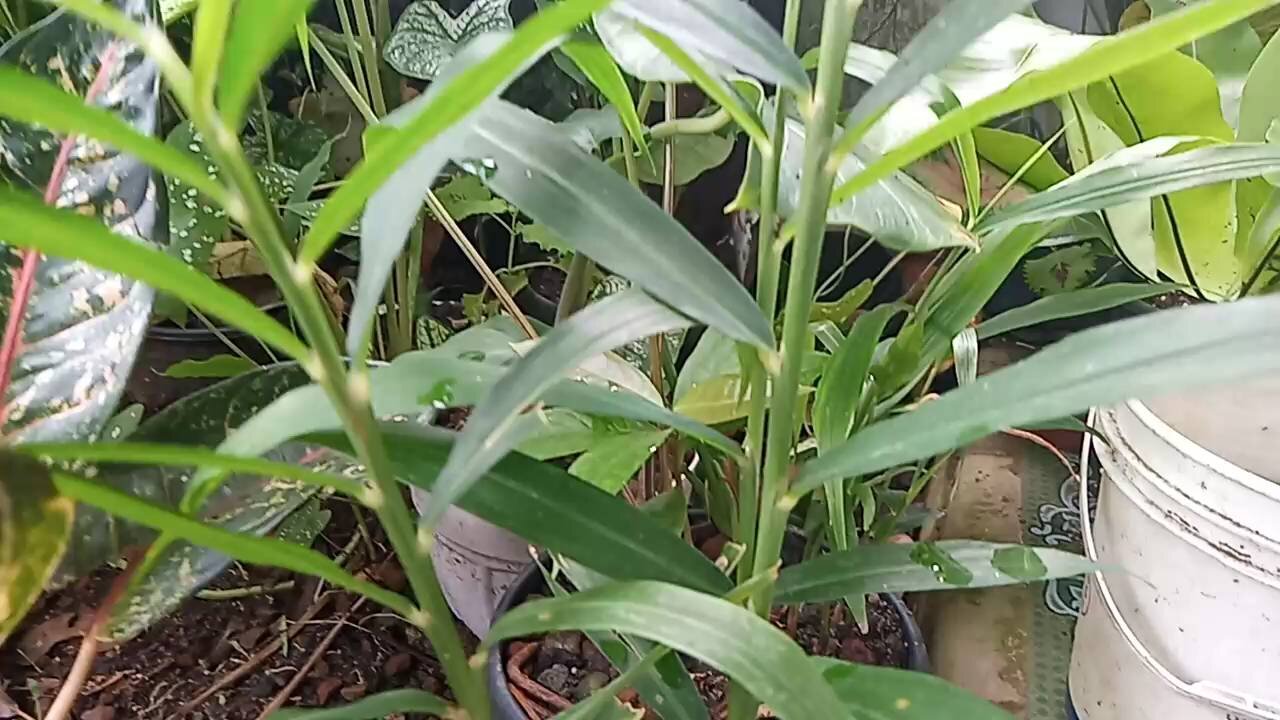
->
[537,664,573,695]
[571,671,610,701]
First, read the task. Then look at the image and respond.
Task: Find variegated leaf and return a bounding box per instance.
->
[0,0,160,444]
[0,453,74,645]
[384,0,514,80]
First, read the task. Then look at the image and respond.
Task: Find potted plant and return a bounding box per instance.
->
[4,1,1280,719]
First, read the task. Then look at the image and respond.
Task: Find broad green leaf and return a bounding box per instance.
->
[972,127,1070,191]
[635,133,735,186]
[1087,52,1239,297]
[817,658,1013,720]
[796,294,1280,496]
[1239,28,1280,142]
[422,289,693,532]
[0,0,159,444]
[775,541,1096,605]
[610,0,807,90]
[164,354,257,379]
[101,403,144,442]
[673,373,750,425]
[0,189,308,361]
[1241,186,1280,289]
[592,8,721,82]
[0,453,74,645]
[431,172,511,220]
[558,107,625,153]
[1146,0,1262,128]
[313,424,732,595]
[977,282,1177,339]
[269,690,452,720]
[808,280,873,326]
[980,142,1280,241]
[1058,90,1160,278]
[384,0,513,80]
[0,66,224,199]
[674,329,740,403]
[299,0,611,266]
[569,428,672,493]
[559,37,649,161]
[462,100,773,348]
[485,581,846,720]
[828,0,1280,213]
[840,0,1036,146]
[778,113,976,252]
[52,470,415,618]
[217,0,318,129]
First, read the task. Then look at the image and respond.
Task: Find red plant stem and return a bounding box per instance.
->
[0,44,121,426]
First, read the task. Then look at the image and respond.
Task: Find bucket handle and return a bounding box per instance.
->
[1081,409,1280,720]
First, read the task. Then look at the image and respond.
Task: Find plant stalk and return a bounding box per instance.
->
[350,0,388,116]
[751,0,861,611]
[739,0,803,585]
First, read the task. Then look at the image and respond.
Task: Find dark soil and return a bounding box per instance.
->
[0,501,462,720]
[502,592,908,720]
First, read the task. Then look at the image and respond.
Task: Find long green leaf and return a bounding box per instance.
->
[217,0,317,128]
[611,0,807,90]
[0,67,225,201]
[775,541,1096,605]
[978,143,1280,244]
[189,0,232,103]
[840,0,1035,146]
[1,0,160,444]
[312,424,732,595]
[0,453,73,645]
[795,294,1280,496]
[0,188,308,360]
[21,442,366,499]
[269,689,452,720]
[1146,0,1261,128]
[484,581,848,720]
[818,658,1013,720]
[560,37,649,164]
[423,289,692,531]
[299,0,611,265]
[1239,27,1280,142]
[464,101,773,348]
[52,470,414,617]
[813,304,899,452]
[828,0,1280,210]
[976,282,1176,339]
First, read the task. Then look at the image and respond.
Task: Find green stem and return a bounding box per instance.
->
[256,83,274,163]
[740,0,803,587]
[333,0,372,103]
[751,0,860,609]
[351,0,388,117]
[556,253,595,322]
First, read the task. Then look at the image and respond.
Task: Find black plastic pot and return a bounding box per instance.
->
[485,561,930,719]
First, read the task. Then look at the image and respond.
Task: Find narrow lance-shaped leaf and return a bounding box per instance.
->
[420,289,692,532]
[0,66,225,200]
[775,540,1097,605]
[818,658,1014,720]
[979,142,1280,234]
[485,581,849,720]
[559,37,650,164]
[609,0,808,90]
[795,294,1280,496]
[299,0,612,265]
[0,453,74,645]
[463,100,773,348]
[976,282,1178,340]
[0,189,309,361]
[52,469,416,618]
[348,34,518,358]
[311,424,732,595]
[217,0,318,129]
[0,0,159,444]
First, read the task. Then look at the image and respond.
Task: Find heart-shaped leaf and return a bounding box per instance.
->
[385,0,515,80]
[0,0,159,445]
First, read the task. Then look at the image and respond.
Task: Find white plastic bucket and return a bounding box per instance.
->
[1070,378,1280,720]
[411,488,530,636]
